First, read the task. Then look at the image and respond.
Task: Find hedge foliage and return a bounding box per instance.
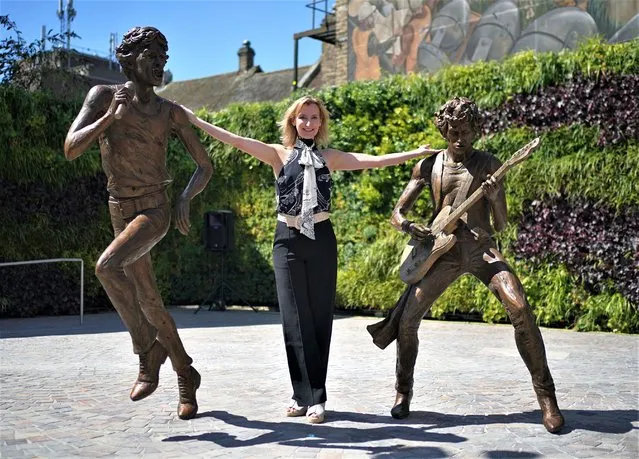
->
[1,38,637,332]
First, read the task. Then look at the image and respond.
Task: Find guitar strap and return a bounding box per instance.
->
[431,151,445,214]
[450,156,476,224]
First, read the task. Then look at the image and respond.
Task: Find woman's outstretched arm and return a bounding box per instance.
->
[322,145,439,171]
[181,105,282,167]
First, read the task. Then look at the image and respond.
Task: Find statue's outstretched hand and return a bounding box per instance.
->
[174,197,191,236]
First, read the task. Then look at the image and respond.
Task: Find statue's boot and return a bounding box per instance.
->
[537,393,564,433]
[390,391,413,419]
[177,366,201,420]
[130,340,168,401]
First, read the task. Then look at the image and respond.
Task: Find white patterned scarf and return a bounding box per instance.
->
[296,138,324,240]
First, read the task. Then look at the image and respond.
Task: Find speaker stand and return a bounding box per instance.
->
[194,251,257,314]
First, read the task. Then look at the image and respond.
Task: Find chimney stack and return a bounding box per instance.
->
[237,40,255,73]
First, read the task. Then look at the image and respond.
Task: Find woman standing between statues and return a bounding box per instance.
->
[183,96,435,423]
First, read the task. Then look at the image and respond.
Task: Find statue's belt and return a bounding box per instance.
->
[108,190,168,220]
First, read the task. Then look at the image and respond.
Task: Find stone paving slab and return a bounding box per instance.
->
[1,307,637,458]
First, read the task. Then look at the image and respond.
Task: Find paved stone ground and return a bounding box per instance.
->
[1,307,637,458]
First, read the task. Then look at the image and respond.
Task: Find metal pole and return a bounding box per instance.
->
[80,259,84,325]
[293,37,299,91]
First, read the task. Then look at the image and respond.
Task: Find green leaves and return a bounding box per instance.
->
[2,38,637,331]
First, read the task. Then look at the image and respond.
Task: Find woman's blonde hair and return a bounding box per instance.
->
[279,95,330,148]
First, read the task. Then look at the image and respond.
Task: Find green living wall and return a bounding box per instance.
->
[1,38,637,332]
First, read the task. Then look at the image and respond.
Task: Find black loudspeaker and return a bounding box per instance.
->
[203,210,234,252]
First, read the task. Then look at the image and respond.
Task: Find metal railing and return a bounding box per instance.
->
[306,0,334,29]
[293,0,337,91]
[0,258,84,324]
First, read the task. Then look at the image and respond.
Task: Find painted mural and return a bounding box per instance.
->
[347,0,639,80]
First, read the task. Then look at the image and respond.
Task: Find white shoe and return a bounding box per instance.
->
[286,399,307,417]
[307,403,325,424]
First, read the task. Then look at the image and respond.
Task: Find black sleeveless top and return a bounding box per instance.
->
[275,139,332,216]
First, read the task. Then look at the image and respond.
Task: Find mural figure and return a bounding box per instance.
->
[348,0,639,80]
[462,0,520,63]
[417,0,471,72]
[351,0,437,77]
[367,97,565,433]
[63,26,213,420]
[510,6,598,54]
[608,12,639,42]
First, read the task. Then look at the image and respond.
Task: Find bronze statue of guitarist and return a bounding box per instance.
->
[367,97,564,433]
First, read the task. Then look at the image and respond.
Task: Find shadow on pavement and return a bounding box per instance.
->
[163,408,638,454]
[0,308,286,339]
[163,410,464,457]
[482,453,540,458]
[344,409,638,435]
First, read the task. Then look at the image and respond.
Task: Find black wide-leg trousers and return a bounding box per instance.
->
[272,219,337,406]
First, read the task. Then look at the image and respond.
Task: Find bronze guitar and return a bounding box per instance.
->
[399,137,540,285]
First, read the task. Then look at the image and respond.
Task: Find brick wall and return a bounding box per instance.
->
[320,0,349,87]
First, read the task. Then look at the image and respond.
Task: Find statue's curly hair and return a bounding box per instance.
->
[116,26,168,79]
[434,97,481,139]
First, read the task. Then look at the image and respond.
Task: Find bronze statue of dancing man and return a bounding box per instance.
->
[64,26,213,419]
[367,97,564,433]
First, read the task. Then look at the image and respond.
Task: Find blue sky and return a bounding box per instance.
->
[1,0,335,82]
